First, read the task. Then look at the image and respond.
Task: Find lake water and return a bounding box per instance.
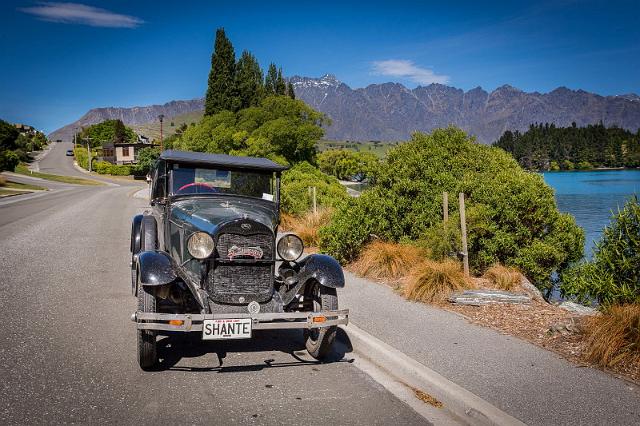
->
[542,169,640,259]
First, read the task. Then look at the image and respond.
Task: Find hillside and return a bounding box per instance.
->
[48,99,204,142]
[48,76,640,144]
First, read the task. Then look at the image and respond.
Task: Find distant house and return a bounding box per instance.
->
[100,141,155,165]
[14,123,36,135]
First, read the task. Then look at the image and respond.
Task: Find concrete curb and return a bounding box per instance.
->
[344,323,526,426]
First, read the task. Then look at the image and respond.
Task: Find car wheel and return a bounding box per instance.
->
[137,277,158,370]
[304,283,338,361]
[137,215,158,370]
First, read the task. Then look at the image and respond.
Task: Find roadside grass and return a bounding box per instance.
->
[3,180,47,191]
[280,208,333,247]
[352,241,427,281]
[0,189,29,197]
[14,163,103,186]
[585,304,640,368]
[404,259,474,303]
[483,264,522,291]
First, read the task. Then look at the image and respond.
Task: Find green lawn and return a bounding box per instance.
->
[14,163,103,186]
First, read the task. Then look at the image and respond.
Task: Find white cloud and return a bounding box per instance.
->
[372,59,449,85]
[19,2,143,28]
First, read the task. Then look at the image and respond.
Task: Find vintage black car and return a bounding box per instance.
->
[130,150,349,369]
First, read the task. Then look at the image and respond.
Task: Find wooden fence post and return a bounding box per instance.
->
[459,192,469,277]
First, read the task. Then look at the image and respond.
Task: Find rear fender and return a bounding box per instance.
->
[297,254,345,289]
[135,251,177,292]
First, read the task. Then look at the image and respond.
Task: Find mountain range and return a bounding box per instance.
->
[49,75,640,144]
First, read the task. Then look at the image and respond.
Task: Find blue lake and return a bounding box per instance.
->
[542,169,640,258]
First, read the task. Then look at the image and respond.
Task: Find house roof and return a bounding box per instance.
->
[160,150,289,172]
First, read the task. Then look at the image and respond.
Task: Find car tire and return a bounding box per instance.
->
[137,215,158,370]
[137,280,158,370]
[304,283,338,361]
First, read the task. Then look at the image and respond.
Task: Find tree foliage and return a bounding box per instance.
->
[0,119,48,170]
[235,50,264,109]
[133,147,160,175]
[172,96,326,165]
[319,127,584,289]
[562,196,640,305]
[205,28,238,115]
[494,123,640,170]
[317,149,379,181]
[79,120,136,147]
[280,162,348,215]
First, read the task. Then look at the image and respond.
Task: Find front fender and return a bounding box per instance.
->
[297,254,345,288]
[130,214,143,254]
[135,251,177,288]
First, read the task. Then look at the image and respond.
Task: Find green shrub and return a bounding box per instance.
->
[108,164,131,175]
[562,196,640,305]
[0,150,19,172]
[93,160,111,174]
[319,127,584,289]
[280,162,348,215]
[317,149,379,181]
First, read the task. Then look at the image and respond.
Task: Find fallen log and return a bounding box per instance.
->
[448,289,532,306]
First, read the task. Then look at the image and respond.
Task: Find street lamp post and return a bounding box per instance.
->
[158,114,165,152]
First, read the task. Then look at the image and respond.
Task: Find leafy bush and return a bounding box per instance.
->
[319,127,584,289]
[583,304,640,368]
[317,149,379,181]
[0,150,19,172]
[352,241,427,281]
[404,259,472,303]
[562,196,640,305]
[173,96,326,165]
[74,148,131,175]
[133,147,160,175]
[280,162,347,215]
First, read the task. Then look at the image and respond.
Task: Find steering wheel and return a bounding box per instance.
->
[176,182,219,194]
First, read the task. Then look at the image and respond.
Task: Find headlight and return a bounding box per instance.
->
[277,234,304,261]
[187,232,214,259]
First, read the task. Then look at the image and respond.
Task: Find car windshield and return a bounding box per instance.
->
[170,164,275,200]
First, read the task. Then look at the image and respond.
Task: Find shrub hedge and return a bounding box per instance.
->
[319,127,584,289]
[280,162,348,215]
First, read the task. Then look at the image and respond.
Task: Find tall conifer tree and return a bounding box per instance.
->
[205,28,237,115]
[236,50,264,109]
[275,68,286,95]
[265,63,278,95]
[287,81,296,99]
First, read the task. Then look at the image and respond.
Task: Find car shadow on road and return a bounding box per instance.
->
[155,327,353,372]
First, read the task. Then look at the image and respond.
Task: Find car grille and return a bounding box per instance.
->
[206,232,274,304]
[216,233,273,260]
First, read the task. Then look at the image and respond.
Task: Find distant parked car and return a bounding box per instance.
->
[66,150,74,156]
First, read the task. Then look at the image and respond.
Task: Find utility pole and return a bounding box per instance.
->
[85,137,93,173]
[158,114,165,152]
[459,192,469,277]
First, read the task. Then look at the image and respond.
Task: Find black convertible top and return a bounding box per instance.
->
[160,150,289,172]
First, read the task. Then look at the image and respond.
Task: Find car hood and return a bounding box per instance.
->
[170,196,277,235]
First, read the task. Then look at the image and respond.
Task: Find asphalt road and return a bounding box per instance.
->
[0,143,428,425]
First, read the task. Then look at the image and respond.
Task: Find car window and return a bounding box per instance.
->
[171,165,274,200]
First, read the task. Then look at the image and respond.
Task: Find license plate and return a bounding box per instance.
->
[202,318,252,340]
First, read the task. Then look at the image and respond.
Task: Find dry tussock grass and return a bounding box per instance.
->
[404,259,473,303]
[483,264,522,291]
[584,304,640,368]
[352,241,426,281]
[280,208,333,247]
[0,175,6,186]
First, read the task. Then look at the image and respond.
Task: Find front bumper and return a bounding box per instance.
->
[132,310,349,332]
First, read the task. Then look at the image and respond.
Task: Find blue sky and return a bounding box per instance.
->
[1,0,639,133]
